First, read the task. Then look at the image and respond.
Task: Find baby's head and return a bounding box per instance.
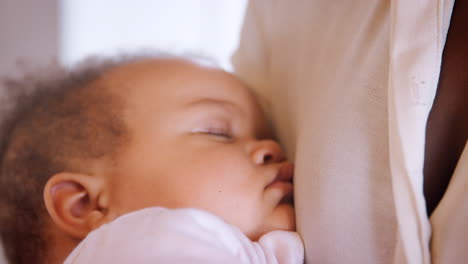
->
[0,56,295,264]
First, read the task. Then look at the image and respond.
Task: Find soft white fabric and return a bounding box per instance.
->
[232,0,466,263]
[64,207,304,264]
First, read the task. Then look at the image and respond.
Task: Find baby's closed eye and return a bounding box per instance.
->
[191,120,233,140]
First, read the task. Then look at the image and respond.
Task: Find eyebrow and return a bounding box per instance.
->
[184,98,245,117]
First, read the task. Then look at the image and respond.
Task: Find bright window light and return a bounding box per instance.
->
[60,0,247,71]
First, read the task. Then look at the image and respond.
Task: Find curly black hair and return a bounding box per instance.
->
[0,56,136,264]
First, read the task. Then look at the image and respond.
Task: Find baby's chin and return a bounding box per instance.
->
[270,203,296,231]
[248,204,296,241]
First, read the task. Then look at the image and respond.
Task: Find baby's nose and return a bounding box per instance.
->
[251,140,286,164]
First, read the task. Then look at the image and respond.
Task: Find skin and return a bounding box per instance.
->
[101,58,296,240]
[423,0,468,216]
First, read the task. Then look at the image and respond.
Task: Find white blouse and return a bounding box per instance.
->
[232,0,466,263]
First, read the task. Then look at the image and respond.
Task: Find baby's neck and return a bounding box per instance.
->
[44,225,81,264]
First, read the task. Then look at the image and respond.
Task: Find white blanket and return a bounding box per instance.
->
[64,207,304,264]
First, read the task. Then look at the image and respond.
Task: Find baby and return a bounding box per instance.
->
[0,55,303,264]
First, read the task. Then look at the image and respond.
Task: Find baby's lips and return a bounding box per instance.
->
[266,162,294,189]
[271,162,295,205]
[276,162,294,183]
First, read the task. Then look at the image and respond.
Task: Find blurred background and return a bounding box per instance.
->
[0,0,247,78]
[0,0,247,262]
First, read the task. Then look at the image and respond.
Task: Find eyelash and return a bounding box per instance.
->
[193,124,233,139]
[203,127,232,139]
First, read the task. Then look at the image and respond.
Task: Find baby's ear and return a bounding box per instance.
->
[43,172,110,239]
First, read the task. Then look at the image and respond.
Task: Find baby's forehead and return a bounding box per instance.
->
[98,58,243,102]
[90,59,181,100]
[97,58,269,134]
[101,58,217,83]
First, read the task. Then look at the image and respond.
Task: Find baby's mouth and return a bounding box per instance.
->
[280,190,294,205]
[266,162,295,205]
[270,162,294,185]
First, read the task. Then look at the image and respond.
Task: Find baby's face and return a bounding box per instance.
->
[105,59,295,240]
